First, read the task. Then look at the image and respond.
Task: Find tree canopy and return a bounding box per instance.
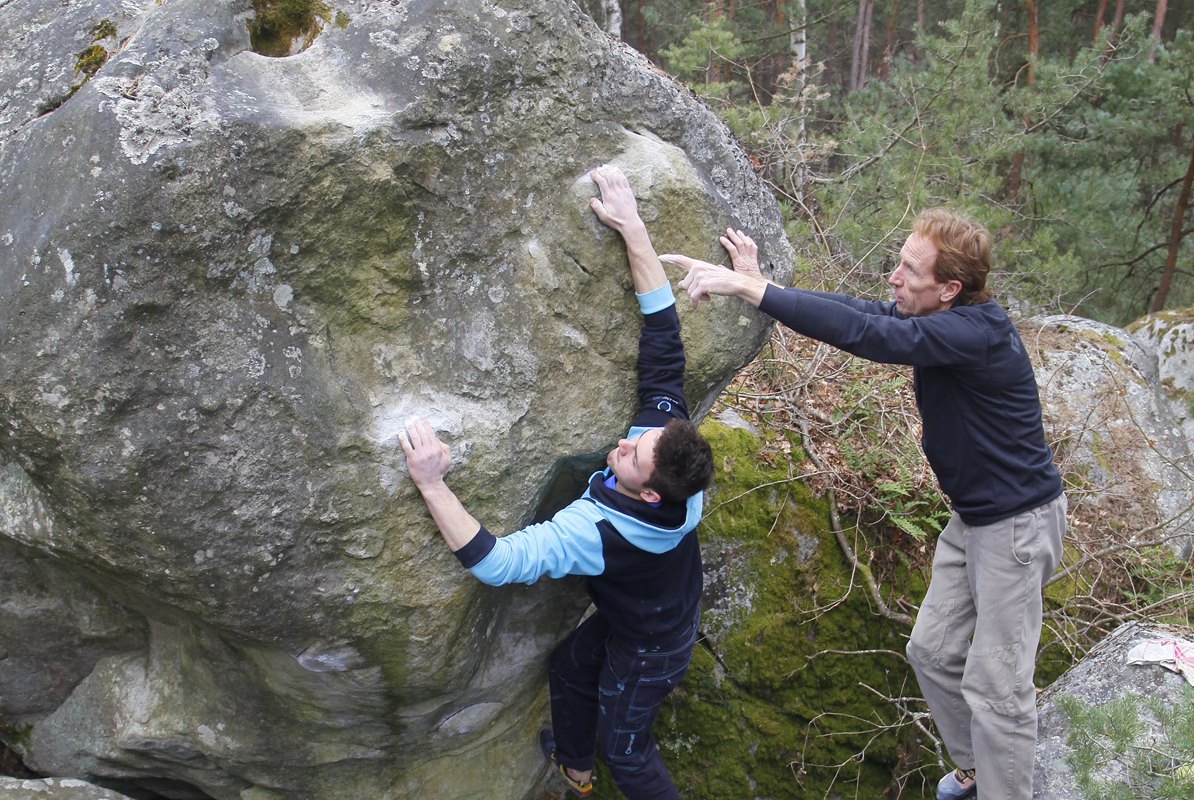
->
[582,0,1194,324]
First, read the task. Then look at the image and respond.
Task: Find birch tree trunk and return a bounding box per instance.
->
[600,0,622,39]
[774,0,810,208]
[790,0,807,72]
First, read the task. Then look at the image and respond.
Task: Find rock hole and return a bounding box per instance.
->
[0,740,38,778]
[248,0,335,57]
[97,776,217,800]
[530,452,607,524]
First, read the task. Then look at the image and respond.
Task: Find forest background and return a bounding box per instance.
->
[580,0,1193,324]
[570,0,1193,795]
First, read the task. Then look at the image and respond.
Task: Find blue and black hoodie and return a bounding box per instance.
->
[452,283,703,643]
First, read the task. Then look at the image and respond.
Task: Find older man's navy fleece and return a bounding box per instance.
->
[757,286,1062,525]
[451,284,703,643]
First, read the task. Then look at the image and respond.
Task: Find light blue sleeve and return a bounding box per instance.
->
[636,283,676,315]
[467,501,606,586]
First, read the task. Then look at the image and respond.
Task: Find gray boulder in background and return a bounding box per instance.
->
[1030,314,1194,560]
[1129,309,1194,452]
[1034,622,1194,799]
[0,1,792,798]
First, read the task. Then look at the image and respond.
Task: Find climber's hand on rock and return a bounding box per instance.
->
[589,165,644,235]
[400,417,452,489]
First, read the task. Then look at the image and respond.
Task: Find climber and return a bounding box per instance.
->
[401,165,712,800]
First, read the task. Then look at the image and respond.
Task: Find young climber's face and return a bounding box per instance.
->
[888,232,958,317]
[607,429,661,502]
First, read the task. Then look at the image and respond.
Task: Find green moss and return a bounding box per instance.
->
[1037,544,1083,686]
[1100,330,1126,349]
[0,720,33,749]
[698,421,827,545]
[249,0,332,57]
[342,597,414,700]
[62,17,118,106]
[74,44,109,77]
[37,90,74,115]
[89,18,117,42]
[244,140,423,340]
[74,18,118,77]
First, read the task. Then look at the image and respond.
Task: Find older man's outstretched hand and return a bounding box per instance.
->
[661,227,769,309]
[661,253,768,310]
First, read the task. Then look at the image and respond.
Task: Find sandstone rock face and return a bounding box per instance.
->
[0,2,792,798]
[1029,314,1194,559]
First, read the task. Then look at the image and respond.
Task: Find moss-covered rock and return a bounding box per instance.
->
[589,419,930,799]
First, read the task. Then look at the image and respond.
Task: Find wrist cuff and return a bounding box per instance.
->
[453,525,495,569]
[636,283,675,315]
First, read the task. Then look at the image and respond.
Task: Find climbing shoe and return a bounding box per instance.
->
[936,767,977,799]
[538,728,593,797]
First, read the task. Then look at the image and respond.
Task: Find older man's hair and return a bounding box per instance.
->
[646,418,713,503]
[914,208,994,306]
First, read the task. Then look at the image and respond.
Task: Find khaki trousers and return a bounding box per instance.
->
[906,493,1066,800]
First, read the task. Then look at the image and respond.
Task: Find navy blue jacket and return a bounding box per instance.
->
[757,287,1062,525]
[454,284,703,642]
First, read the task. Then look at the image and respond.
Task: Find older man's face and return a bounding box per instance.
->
[888,233,956,317]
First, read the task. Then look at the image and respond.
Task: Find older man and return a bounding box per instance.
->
[402,166,712,799]
[662,211,1065,800]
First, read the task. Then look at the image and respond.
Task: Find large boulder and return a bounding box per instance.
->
[1029,314,1194,559]
[0,1,793,798]
[1129,308,1194,450]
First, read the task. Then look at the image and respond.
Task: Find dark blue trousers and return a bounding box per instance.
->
[547,609,698,800]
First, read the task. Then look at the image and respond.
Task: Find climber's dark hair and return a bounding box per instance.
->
[646,418,713,503]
